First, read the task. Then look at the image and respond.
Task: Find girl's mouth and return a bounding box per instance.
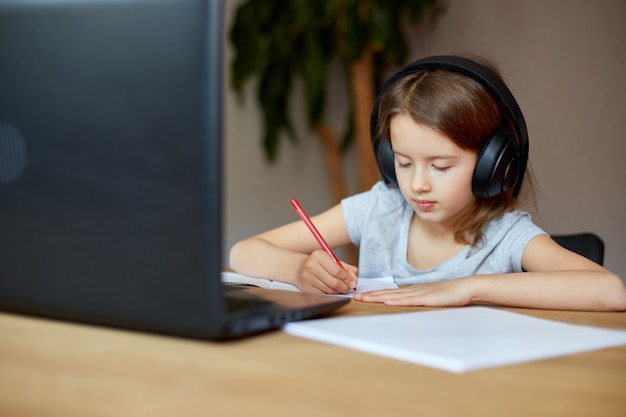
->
[415,200,436,211]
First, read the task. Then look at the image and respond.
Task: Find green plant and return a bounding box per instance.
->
[230,0,443,202]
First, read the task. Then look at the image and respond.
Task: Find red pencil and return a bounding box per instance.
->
[290,198,344,269]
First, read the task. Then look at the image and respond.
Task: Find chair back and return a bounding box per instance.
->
[551,233,604,265]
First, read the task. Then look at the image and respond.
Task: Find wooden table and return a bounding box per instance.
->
[1,302,625,417]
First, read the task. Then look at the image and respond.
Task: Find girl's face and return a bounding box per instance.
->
[390,113,477,230]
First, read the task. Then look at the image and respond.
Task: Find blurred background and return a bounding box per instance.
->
[223,0,626,282]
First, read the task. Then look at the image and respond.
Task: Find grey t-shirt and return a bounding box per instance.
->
[341,181,547,286]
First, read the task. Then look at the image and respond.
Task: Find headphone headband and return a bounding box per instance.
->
[370,55,529,197]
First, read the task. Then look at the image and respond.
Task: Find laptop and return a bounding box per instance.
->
[0,0,348,340]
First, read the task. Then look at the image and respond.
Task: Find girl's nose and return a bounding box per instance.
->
[411,167,431,193]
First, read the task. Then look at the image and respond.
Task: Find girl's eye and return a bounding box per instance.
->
[396,160,412,168]
[433,165,451,172]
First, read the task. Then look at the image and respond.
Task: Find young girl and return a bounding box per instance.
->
[229,55,626,312]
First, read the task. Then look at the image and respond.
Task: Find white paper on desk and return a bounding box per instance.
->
[283,307,626,373]
[221,272,398,296]
[222,272,300,292]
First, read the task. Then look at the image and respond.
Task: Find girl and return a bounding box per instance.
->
[229,55,626,311]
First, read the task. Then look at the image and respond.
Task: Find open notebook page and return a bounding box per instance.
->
[222,271,398,297]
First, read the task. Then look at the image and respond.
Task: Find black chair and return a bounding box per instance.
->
[551,233,605,266]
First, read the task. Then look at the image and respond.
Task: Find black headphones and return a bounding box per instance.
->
[370,55,529,198]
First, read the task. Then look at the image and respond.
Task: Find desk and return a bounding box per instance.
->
[1,302,625,417]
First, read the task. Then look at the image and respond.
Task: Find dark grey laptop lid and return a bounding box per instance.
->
[0,0,227,338]
[0,0,349,340]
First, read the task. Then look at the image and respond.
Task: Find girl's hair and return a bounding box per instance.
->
[375,56,536,247]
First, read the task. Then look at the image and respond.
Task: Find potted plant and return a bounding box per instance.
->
[230,0,444,203]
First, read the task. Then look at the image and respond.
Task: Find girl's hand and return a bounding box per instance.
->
[354,277,476,307]
[296,249,358,294]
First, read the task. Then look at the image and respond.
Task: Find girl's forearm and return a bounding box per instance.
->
[228,238,307,285]
[472,270,626,311]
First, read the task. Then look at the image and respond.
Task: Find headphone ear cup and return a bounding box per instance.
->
[472,128,521,198]
[376,139,398,186]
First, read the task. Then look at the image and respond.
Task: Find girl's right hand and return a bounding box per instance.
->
[296,249,358,294]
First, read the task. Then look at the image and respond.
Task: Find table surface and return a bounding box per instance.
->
[1,301,625,417]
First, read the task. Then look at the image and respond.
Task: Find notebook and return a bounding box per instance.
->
[222,271,399,296]
[0,0,348,340]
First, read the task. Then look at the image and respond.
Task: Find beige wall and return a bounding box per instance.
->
[224,0,626,281]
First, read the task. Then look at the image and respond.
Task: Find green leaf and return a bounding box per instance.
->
[340,0,368,63]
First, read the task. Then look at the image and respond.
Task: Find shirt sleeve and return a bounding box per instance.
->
[341,181,404,246]
[495,211,548,272]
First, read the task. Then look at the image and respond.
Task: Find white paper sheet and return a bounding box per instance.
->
[283,307,626,373]
[222,271,398,297]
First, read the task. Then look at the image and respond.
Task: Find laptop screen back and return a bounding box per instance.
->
[0,0,226,338]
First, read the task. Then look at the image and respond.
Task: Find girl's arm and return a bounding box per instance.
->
[476,234,626,311]
[356,235,626,311]
[229,204,358,293]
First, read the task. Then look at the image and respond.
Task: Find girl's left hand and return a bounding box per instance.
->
[353,277,476,307]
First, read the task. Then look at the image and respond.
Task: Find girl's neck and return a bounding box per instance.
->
[411,213,456,241]
[406,213,467,270]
